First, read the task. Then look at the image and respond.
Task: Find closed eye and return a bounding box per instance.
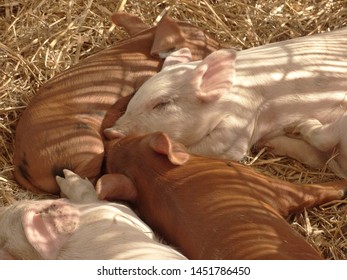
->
[152,100,173,110]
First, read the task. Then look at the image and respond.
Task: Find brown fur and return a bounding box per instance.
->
[13,13,221,194]
[99,132,347,259]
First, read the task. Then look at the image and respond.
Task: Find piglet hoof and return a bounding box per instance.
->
[285,119,322,140]
[284,122,304,139]
[238,156,250,165]
[56,169,98,203]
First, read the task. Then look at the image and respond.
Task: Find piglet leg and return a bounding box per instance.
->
[268,178,347,216]
[256,135,329,169]
[285,115,347,177]
[285,119,340,152]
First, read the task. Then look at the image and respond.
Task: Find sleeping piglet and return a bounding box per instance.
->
[13,12,222,194]
[97,132,347,259]
[104,27,347,177]
[0,169,186,260]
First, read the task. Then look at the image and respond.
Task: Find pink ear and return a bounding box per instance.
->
[151,16,185,56]
[162,48,192,68]
[192,49,236,103]
[111,13,149,36]
[149,132,190,165]
[96,173,137,202]
[22,200,80,260]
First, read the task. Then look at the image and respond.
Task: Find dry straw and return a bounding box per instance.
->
[1,0,347,259]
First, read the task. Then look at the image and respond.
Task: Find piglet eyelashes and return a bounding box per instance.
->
[152,99,174,110]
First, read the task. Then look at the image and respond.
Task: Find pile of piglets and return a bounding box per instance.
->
[13,12,222,194]
[7,12,347,260]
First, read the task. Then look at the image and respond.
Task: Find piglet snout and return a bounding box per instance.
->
[104,128,126,140]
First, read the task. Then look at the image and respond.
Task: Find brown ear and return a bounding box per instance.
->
[151,17,185,56]
[96,174,137,202]
[149,133,190,165]
[111,13,150,36]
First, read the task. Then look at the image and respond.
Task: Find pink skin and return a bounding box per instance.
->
[0,169,186,260]
[105,27,347,177]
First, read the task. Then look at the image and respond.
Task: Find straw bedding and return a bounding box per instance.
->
[1,0,347,259]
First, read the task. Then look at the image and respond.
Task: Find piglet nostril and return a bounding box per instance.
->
[103,128,126,140]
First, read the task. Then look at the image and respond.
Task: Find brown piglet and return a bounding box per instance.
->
[97,132,347,259]
[13,13,221,194]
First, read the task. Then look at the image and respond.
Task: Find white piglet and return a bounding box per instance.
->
[0,170,186,260]
[105,27,347,177]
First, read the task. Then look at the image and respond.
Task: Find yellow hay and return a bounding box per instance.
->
[0,0,346,259]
